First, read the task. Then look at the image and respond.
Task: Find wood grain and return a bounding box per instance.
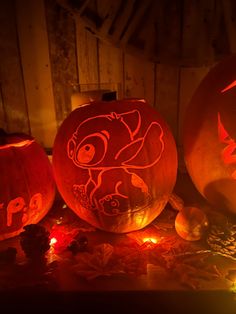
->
[0,0,29,133]
[178,66,210,144]
[45,0,78,126]
[120,0,152,46]
[155,64,180,140]
[98,40,124,99]
[181,0,219,66]
[0,84,7,131]
[15,0,57,148]
[76,17,99,88]
[98,1,122,37]
[124,53,155,106]
[222,0,236,53]
[112,0,136,43]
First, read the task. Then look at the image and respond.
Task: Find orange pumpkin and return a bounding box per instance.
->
[183,54,236,214]
[52,99,177,233]
[0,131,55,240]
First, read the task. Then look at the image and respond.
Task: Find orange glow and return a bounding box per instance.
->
[221,80,236,93]
[143,237,158,244]
[218,113,236,165]
[0,139,34,150]
[230,283,236,294]
[141,237,160,250]
[49,226,79,252]
[50,237,57,246]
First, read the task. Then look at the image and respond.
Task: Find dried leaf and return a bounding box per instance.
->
[73,248,119,280]
[73,242,148,280]
[174,264,200,290]
[169,253,222,289]
[116,249,147,276]
[92,243,114,268]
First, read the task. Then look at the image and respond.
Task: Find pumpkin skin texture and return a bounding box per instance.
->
[183,54,236,214]
[53,99,177,233]
[0,132,55,240]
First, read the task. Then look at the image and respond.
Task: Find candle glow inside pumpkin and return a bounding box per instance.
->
[53,99,178,233]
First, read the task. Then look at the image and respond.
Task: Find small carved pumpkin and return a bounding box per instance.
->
[52,99,177,233]
[183,54,236,214]
[0,131,55,240]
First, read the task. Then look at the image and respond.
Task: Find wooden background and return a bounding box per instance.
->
[0,0,235,170]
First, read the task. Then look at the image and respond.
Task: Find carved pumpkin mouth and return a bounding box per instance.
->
[218,112,236,179]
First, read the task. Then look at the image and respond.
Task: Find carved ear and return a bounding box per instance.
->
[115,122,164,169]
[67,138,76,159]
[115,138,143,164]
[120,110,141,139]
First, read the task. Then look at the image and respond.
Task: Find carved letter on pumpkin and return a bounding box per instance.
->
[7,197,26,227]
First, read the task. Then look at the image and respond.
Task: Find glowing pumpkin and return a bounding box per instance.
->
[0,131,55,240]
[183,54,236,214]
[52,99,177,233]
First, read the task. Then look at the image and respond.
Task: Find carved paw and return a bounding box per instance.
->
[73,184,90,209]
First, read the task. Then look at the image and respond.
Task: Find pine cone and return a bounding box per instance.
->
[20,224,50,259]
[207,224,236,257]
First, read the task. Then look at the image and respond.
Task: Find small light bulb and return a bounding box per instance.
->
[143,237,158,244]
[50,237,57,246]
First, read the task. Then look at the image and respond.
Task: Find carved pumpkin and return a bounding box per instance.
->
[0,131,55,240]
[183,54,236,214]
[52,99,177,233]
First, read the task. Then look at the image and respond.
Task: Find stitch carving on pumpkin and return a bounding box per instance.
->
[68,110,164,215]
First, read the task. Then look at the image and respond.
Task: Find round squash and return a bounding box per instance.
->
[52,99,177,233]
[175,206,209,241]
[0,131,55,240]
[183,54,236,214]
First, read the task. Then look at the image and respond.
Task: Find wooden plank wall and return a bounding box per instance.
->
[0,0,215,171]
[0,0,30,134]
[15,0,57,148]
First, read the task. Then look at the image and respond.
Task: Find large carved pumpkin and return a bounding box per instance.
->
[53,99,177,233]
[0,131,55,240]
[183,54,236,214]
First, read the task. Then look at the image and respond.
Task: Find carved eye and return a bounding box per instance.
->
[77,144,95,164]
[75,133,108,166]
